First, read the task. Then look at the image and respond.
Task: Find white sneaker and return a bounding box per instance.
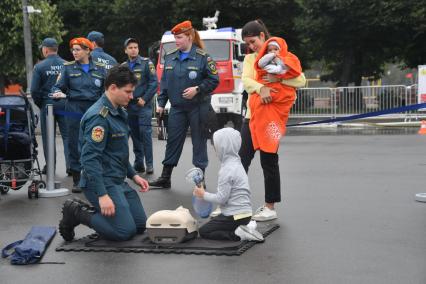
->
[252,205,277,221]
[235,225,264,242]
[210,206,221,217]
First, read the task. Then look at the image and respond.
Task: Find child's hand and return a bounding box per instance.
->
[193,185,205,198]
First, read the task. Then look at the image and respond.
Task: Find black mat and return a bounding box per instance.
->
[56,222,279,256]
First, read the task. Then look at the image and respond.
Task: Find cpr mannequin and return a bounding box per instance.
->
[146,206,198,244]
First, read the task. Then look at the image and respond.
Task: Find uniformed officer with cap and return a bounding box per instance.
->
[122,38,158,174]
[149,20,219,188]
[87,31,118,70]
[59,65,150,242]
[31,37,70,175]
[52,37,106,193]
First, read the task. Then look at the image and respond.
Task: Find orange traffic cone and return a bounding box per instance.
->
[418,121,426,135]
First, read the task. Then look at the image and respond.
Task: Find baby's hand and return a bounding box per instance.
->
[193,185,205,198]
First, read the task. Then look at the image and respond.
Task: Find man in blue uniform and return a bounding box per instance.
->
[122,38,157,174]
[52,37,106,193]
[59,65,150,242]
[30,38,69,175]
[87,31,117,70]
[149,20,219,188]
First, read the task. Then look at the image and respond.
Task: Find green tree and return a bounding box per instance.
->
[297,0,426,86]
[53,0,303,63]
[0,0,65,92]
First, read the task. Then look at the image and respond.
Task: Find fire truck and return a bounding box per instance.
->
[155,12,248,139]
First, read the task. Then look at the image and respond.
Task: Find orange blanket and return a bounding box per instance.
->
[249,37,302,153]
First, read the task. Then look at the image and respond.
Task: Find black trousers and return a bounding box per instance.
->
[239,119,281,203]
[199,214,251,241]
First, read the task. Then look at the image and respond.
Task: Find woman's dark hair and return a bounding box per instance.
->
[241,19,271,40]
[105,65,137,89]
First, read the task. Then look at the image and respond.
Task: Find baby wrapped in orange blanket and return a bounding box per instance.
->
[249,37,302,153]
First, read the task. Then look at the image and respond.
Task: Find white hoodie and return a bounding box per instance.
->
[203,128,252,216]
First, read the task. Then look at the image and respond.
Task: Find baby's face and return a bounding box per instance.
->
[267,45,279,55]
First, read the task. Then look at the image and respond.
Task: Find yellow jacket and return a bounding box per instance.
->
[242,53,306,119]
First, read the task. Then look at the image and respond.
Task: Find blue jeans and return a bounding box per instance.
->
[128,106,153,168]
[40,100,69,170]
[84,179,147,241]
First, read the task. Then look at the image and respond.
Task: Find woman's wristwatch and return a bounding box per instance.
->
[195,86,200,94]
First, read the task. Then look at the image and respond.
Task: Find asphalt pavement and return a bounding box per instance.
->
[0,129,425,284]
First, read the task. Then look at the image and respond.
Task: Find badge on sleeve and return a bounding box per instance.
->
[207,59,217,75]
[91,126,105,142]
[149,62,156,75]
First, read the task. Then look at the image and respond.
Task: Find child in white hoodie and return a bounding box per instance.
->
[193,128,263,241]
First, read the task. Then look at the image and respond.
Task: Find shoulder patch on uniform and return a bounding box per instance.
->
[166,48,178,55]
[149,61,155,74]
[64,61,75,66]
[91,126,105,143]
[95,62,106,67]
[196,49,207,56]
[99,106,109,118]
[207,60,218,75]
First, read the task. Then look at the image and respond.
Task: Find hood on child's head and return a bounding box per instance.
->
[268,41,280,51]
[261,37,288,57]
[213,127,241,162]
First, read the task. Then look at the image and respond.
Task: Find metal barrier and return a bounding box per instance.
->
[291,85,423,120]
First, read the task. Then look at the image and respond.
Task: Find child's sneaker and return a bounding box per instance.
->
[235,225,264,242]
[252,205,277,221]
[210,206,221,217]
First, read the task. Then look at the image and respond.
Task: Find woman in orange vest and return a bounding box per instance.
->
[239,20,305,221]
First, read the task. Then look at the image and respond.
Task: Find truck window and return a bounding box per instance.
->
[160,40,230,64]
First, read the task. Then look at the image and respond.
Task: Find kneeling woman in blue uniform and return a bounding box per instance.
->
[149,20,219,188]
[58,66,150,242]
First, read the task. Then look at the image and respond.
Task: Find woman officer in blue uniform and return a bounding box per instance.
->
[52,37,106,193]
[149,20,219,188]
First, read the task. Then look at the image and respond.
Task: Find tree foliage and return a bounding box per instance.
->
[52,0,302,63]
[0,0,64,90]
[297,0,426,85]
[2,0,425,89]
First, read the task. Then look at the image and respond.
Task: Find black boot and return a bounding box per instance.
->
[71,171,82,193]
[72,197,95,211]
[148,165,173,189]
[58,199,93,241]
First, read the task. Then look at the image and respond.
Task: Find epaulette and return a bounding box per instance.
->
[64,61,75,66]
[120,62,127,66]
[141,57,149,61]
[95,62,106,67]
[196,49,207,56]
[166,48,178,56]
[99,106,109,118]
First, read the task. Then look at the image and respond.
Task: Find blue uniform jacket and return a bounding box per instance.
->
[52,59,106,101]
[122,56,158,114]
[79,94,137,197]
[91,47,118,70]
[157,45,219,108]
[30,54,65,107]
